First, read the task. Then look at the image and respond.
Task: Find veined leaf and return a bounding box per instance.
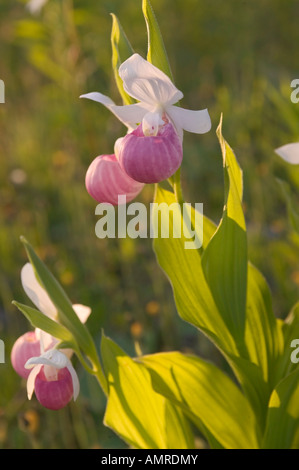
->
[141,352,260,449]
[152,173,278,429]
[101,335,194,449]
[152,186,237,356]
[111,14,135,105]
[262,368,299,449]
[142,0,173,79]
[12,301,73,344]
[245,264,284,389]
[277,302,299,378]
[20,237,97,361]
[202,115,247,348]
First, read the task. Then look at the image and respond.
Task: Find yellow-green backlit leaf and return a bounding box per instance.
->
[141,352,260,449]
[111,14,135,105]
[101,335,194,449]
[142,0,173,79]
[202,116,247,345]
[263,369,299,449]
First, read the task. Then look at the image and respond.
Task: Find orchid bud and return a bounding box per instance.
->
[85,154,144,205]
[118,123,183,184]
[33,366,74,411]
[11,331,41,379]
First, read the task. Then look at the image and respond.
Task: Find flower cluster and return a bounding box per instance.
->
[81,54,211,205]
[11,263,90,410]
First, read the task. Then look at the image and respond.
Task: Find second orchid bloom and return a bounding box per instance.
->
[81,54,211,204]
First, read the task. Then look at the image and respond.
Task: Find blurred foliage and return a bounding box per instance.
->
[0,0,299,448]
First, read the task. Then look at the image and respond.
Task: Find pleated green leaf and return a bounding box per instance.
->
[142,0,173,79]
[276,302,299,379]
[111,13,135,105]
[245,264,284,389]
[262,368,299,449]
[12,301,74,345]
[101,335,194,449]
[152,186,237,356]
[202,115,247,347]
[141,352,260,449]
[20,237,96,360]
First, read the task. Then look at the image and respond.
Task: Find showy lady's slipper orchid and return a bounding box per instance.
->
[85,153,144,205]
[25,349,79,410]
[11,263,91,378]
[80,54,211,184]
[275,142,299,164]
[81,53,211,140]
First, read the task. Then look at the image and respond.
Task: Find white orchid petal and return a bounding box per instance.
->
[21,263,57,319]
[66,363,80,401]
[40,330,57,352]
[80,92,115,107]
[27,364,42,399]
[119,54,183,106]
[167,106,212,135]
[275,143,299,164]
[72,304,91,324]
[80,92,148,128]
[27,0,48,15]
[142,111,164,136]
[25,349,69,370]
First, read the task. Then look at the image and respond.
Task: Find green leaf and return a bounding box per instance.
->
[277,302,299,378]
[20,237,96,361]
[151,175,273,429]
[101,335,194,449]
[142,0,173,79]
[262,368,299,449]
[245,264,284,388]
[12,301,74,344]
[202,115,247,347]
[152,186,237,356]
[141,352,260,449]
[110,14,135,105]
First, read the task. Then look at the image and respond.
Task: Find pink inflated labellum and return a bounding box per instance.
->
[11,331,41,379]
[25,349,80,410]
[34,366,74,411]
[85,154,144,205]
[118,123,183,184]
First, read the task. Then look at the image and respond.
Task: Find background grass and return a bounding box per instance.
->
[0,0,299,448]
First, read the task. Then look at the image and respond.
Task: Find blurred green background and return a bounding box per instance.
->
[1,0,299,449]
